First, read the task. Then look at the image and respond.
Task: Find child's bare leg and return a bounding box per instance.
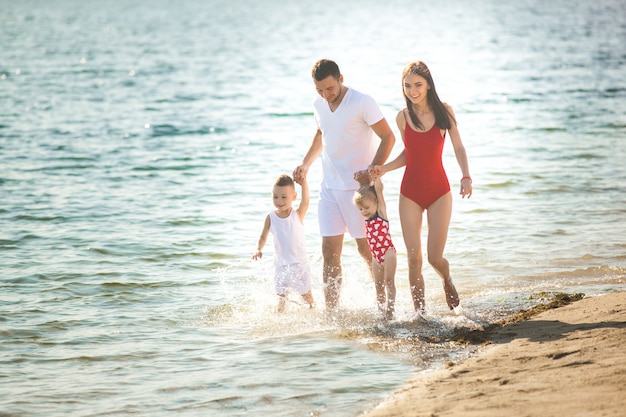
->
[372,260,386,313]
[277,294,287,313]
[301,291,314,309]
[384,249,397,319]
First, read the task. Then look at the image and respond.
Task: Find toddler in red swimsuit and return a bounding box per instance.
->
[353,178,397,320]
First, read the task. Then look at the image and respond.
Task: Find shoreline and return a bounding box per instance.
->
[361,291,626,417]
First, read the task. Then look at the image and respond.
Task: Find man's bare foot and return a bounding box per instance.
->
[385,306,395,321]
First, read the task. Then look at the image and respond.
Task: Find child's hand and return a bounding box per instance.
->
[353,169,372,185]
[292,165,307,183]
[252,250,263,260]
[369,165,384,178]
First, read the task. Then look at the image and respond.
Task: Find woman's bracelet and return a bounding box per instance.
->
[461,176,472,183]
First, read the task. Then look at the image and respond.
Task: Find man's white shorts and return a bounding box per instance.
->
[318,187,366,238]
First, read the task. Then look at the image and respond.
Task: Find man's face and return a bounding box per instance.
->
[314,75,344,104]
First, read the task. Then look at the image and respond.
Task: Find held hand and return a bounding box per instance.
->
[368,164,385,179]
[293,165,308,183]
[460,177,473,199]
[353,169,372,186]
[252,250,263,260]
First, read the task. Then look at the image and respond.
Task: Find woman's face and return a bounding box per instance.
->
[403,73,429,105]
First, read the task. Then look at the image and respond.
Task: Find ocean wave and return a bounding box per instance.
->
[266,112,313,118]
[148,123,226,137]
[12,214,67,222]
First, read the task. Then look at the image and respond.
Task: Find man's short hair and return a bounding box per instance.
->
[311,59,340,81]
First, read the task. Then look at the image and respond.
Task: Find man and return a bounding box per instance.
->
[293,59,395,309]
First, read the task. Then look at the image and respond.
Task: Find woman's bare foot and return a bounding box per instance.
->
[443,278,460,310]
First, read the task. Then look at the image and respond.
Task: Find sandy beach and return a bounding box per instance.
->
[363,291,626,417]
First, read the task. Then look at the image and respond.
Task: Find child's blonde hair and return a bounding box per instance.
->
[353,184,377,206]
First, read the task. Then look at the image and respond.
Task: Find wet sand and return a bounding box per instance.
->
[362,291,626,417]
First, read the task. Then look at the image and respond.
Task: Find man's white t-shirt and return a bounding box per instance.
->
[313,88,384,190]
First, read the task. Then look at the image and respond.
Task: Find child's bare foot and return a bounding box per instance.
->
[277,295,287,313]
[302,291,314,309]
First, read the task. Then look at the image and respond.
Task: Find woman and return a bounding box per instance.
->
[372,61,472,314]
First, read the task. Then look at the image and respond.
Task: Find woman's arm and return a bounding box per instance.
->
[445,103,472,198]
[370,110,408,177]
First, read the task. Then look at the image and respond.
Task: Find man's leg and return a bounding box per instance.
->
[322,235,343,309]
[355,237,373,275]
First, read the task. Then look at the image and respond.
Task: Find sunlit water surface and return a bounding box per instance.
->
[1,0,625,416]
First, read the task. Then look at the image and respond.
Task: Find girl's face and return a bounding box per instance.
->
[356,197,376,218]
[403,73,429,105]
[272,185,296,214]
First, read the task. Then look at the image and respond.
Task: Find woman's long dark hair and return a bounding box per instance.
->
[402,61,455,131]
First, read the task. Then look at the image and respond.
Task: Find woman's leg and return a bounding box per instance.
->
[399,195,425,312]
[426,192,460,310]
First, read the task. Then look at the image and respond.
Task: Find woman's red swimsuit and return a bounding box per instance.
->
[400,122,450,209]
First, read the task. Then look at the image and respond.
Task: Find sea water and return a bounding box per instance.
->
[1,0,625,415]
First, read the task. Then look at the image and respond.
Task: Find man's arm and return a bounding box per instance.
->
[354,118,396,185]
[370,118,396,166]
[293,129,322,183]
